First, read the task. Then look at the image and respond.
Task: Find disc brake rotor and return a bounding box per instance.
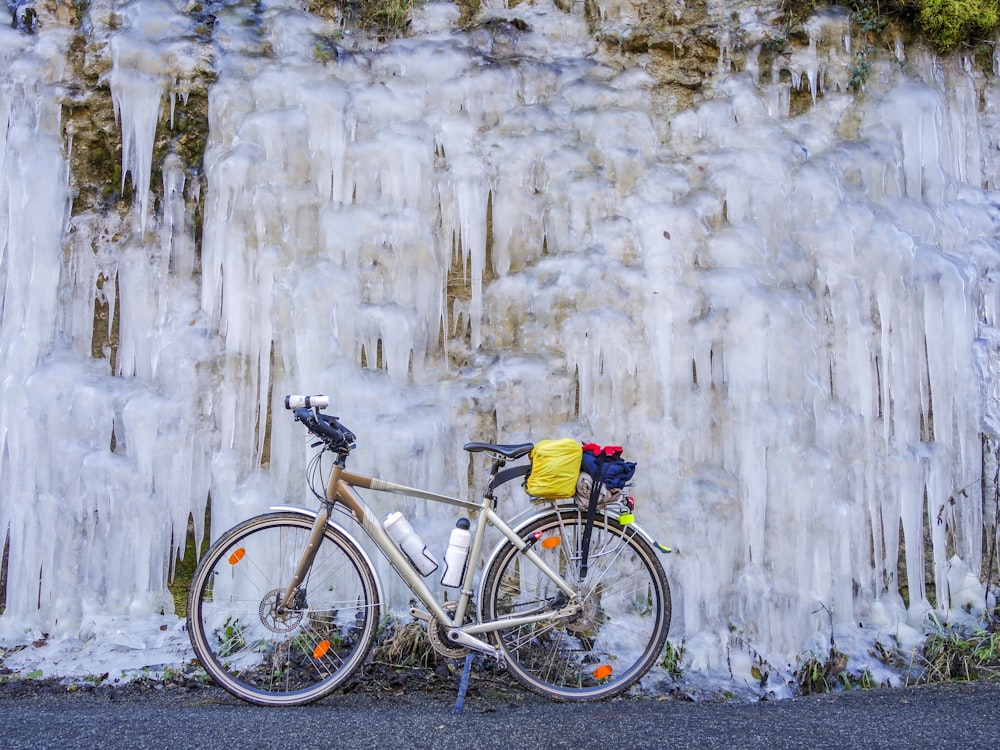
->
[259,588,305,633]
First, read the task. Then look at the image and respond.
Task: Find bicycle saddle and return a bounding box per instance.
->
[463,442,534,460]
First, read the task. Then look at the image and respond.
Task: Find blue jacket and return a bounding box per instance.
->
[581,452,636,489]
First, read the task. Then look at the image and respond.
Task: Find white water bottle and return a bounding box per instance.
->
[384,511,438,576]
[441,518,472,588]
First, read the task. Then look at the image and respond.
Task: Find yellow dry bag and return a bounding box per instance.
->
[526,438,583,499]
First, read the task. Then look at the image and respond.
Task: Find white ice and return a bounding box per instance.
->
[2,1,1000,696]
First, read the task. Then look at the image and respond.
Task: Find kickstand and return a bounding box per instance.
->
[452,652,476,715]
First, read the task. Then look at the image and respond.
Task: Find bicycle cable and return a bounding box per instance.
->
[304,446,356,520]
[306,447,328,502]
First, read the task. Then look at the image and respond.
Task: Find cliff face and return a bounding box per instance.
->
[3,0,1000,694]
[37,0,705,225]
[19,1,935,227]
[48,1,941,227]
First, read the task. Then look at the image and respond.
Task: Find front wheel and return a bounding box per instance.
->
[481,509,670,700]
[186,512,381,706]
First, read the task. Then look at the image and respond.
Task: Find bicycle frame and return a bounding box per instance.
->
[275,456,583,659]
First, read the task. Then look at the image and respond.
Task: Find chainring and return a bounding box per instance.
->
[427,600,476,658]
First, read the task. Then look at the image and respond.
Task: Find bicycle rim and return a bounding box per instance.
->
[482,510,670,700]
[187,512,380,706]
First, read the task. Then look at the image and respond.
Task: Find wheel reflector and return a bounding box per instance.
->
[228,548,246,565]
[541,536,561,549]
[313,640,331,659]
[593,665,613,679]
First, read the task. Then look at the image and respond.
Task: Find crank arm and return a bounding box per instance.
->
[445,629,503,661]
[409,607,432,622]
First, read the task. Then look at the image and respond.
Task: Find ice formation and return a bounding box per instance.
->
[2,1,1000,693]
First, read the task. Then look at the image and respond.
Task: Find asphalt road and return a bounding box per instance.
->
[2,678,1000,750]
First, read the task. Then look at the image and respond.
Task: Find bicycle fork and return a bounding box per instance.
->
[277,504,329,612]
[279,460,346,611]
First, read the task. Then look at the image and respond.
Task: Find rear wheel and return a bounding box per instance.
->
[186,512,380,706]
[481,509,670,700]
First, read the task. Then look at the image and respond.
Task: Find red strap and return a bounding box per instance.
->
[581,442,623,457]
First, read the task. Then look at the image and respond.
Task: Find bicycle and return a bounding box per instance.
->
[186,395,672,706]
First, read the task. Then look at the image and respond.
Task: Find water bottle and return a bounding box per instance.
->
[441,518,472,588]
[384,511,438,576]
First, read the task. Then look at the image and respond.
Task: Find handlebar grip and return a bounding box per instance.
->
[292,408,355,448]
[285,394,330,410]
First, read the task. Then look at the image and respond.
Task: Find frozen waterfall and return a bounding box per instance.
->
[2,0,1000,693]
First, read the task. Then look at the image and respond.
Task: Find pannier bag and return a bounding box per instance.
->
[526,438,583,499]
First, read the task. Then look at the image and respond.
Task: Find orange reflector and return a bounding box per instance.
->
[228,548,246,565]
[313,640,331,659]
[593,665,613,680]
[541,536,561,549]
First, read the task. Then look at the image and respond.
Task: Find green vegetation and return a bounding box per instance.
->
[846,5,893,89]
[310,0,423,37]
[919,622,1000,682]
[789,614,1000,693]
[167,506,210,618]
[659,639,684,677]
[788,623,1000,695]
[917,0,1000,52]
[795,648,851,694]
[785,1,1000,54]
[355,0,418,34]
[784,604,1000,695]
[793,605,858,695]
[316,0,1000,53]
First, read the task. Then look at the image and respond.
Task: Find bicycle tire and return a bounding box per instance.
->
[186,512,381,706]
[481,509,670,700]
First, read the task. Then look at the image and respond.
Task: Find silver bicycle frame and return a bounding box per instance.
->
[273,465,583,657]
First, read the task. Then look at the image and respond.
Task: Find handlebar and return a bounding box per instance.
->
[285,394,355,451]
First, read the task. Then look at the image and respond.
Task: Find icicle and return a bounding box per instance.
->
[4,0,1000,691]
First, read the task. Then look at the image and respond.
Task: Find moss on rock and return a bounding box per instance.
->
[916,0,1000,52]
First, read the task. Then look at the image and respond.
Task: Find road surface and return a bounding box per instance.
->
[1,678,999,749]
